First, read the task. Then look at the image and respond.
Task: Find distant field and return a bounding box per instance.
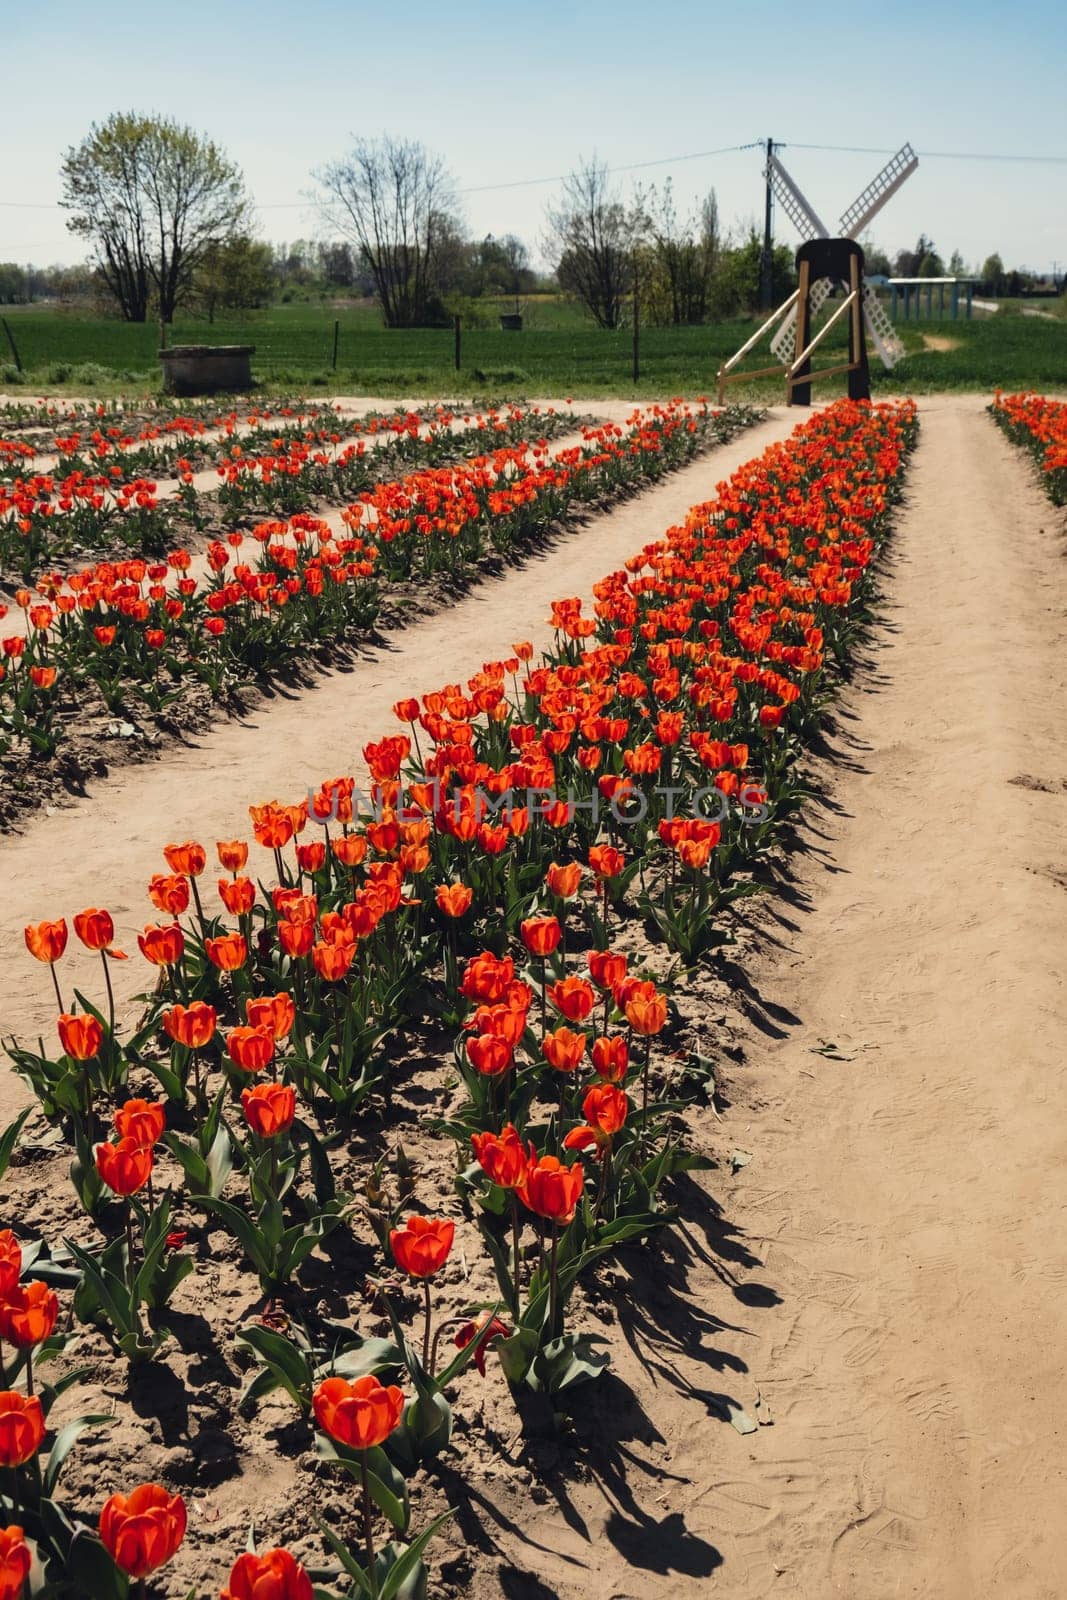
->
[1,297,1065,399]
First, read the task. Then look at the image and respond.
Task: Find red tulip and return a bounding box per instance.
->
[24,919,67,964]
[471,1124,532,1189]
[114,1099,165,1148]
[162,1001,217,1050]
[0,1391,44,1466]
[0,1232,21,1299]
[312,1374,404,1451]
[520,1155,585,1224]
[99,1482,187,1579]
[73,908,114,951]
[95,1138,153,1197]
[222,1547,314,1600]
[389,1215,455,1279]
[0,1526,31,1600]
[57,1012,104,1061]
[0,1281,58,1347]
[241,1082,296,1140]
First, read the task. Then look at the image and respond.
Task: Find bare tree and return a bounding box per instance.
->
[640,181,721,325]
[60,113,248,323]
[315,136,460,327]
[545,158,639,329]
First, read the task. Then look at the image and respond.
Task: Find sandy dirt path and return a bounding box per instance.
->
[479,395,1067,1600]
[0,407,795,1102]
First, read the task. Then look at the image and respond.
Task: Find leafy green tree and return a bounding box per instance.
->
[981,253,1006,293]
[194,235,274,321]
[0,264,29,303]
[60,112,248,322]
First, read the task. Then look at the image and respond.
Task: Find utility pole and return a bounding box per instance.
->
[760,137,775,311]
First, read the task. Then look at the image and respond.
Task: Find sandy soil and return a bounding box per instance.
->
[2,393,1064,1600]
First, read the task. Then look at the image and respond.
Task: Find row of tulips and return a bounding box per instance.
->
[0,400,351,480]
[4,398,916,1596]
[0,403,590,579]
[990,390,1067,504]
[0,401,751,759]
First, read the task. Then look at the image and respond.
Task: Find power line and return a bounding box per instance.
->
[786,141,1067,164]
[459,142,754,193]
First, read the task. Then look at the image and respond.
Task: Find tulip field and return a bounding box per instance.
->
[0,384,1063,1599]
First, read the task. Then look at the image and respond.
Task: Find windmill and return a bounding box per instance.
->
[716,142,918,405]
[766,143,918,369]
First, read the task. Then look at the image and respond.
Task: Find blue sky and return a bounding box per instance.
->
[2,0,1065,275]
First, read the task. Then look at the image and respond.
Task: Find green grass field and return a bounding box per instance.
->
[1,297,1065,401]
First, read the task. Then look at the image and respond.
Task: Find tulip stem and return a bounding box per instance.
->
[548,1223,560,1340]
[510,1194,522,1316]
[24,1347,33,1397]
[359,1451,378,1600]
[421,1279,433,1376]
[125,1203,138,1300]
[48,961,64,1016]
[641,1036,652,1129]
[100,950,115,1037]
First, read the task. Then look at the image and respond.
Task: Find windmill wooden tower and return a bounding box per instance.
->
[717,143,919,404]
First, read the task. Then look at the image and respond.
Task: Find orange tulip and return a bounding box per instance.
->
[547,976,595,1023]
[0,1281,58,1347]
[163,842,206,878]
[241,1082,296,1139]
[222,1547,314,1600]
[249,803,295,850]
[591,1034,629,1082]
[0,1232,21,1299]
[435,881,473,919]
[460,951,514,1003]
[114,1098,165,1148]
[588,949,627,991]
[162,1001,217,1050]
[218,876,256,916]
[520,916,562,957]
[99,1483,187,1578]
[296,841,326,874]
[0,1526,31,1600]
[520,1155,585,1225]
[0,1391,44,1466]
[57,1012,104,1061]
[312,940,355,981]
[465,1033,513,1077]
[73,908,114,951]
[217,839,249,873]
[563,1083,629,1155]
[389,1215,455,1279]
[138,923,185,967]
[147,874,191,916]
[227,1026,275,1074]
[624,983,668,1036]
[313,1373,405,1451]
[95,1138,153,1196]
[331,833,367,869]
[205,932,248,972]
[278,919,314,959]
[588,844,625,879]
[545,861,581,900]
[24,919,67,964]
[541,1026,587,1073]
[471,1124,533,1189]
[245,992,296,1040]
